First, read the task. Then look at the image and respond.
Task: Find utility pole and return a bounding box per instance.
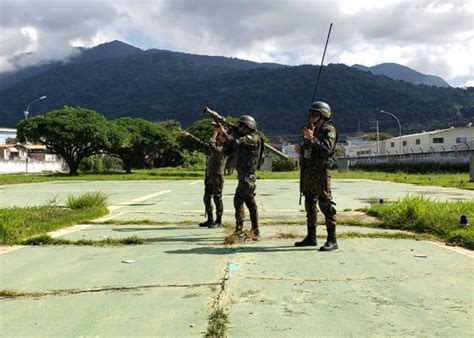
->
[369,120,380,155]
[376,120,379,155]
[23,96,47,173]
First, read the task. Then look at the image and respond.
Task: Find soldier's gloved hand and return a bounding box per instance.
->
[303,127,314,140]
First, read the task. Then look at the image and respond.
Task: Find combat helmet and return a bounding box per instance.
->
[238,115,257,130]
[309,101,332,119]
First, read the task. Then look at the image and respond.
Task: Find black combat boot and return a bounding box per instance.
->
[249,205,260,240]
[208,213,222,229]
[199,216,214,227]
[320,226,338,251]
[295,225,317,247]
[232,222,245,241]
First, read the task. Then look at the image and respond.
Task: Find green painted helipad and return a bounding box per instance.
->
[1,179,473,336]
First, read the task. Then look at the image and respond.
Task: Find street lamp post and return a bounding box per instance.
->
[23,96,46,173]
[380,110,402,156]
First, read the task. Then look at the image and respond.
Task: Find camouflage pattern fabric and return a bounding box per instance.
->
[227,132,261,231]
[187,134,229,222]
[301,122,338,227]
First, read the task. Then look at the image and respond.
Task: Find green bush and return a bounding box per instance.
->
[102,155,123,171]
[79,155,104,172]
[181,150,206,169]
[272,157,296,172]
[66,192,108,209]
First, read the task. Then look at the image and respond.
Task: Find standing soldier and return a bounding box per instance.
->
[180,128,229,228]
[295,101,338,251]
[219,115,262,240]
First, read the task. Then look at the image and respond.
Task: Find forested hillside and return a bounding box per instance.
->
[1,44,472,138]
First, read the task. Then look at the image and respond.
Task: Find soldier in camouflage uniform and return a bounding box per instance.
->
[295,101,338,251]
[180,128,229,228]
[219,115,262,239]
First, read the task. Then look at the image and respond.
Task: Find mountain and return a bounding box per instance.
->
[0,41,284,91]
[352,63,450,87]
[0,41,143,90]
[0,44,472,139]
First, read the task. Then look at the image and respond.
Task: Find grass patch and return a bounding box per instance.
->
[66,191,107,209]
[367,196,474,249]
[22,234,144,246]
[88,219,201,226]
[332,170,473,190]
[205,307,229,338]
[259,217,381,227]
[0,206,107,245]
[0,168,207,185]
[0,289,48,299]
[338,231,434,240]
[270,230,433,241]
[0,192,108,245]
[273,231,299,239]
[2,168,471,190]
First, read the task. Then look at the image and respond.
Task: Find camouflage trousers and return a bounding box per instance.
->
[303,168,336,228]
[204,174,224,221]
[234,174,258,231]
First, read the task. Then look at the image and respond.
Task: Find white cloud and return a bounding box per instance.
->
[462,80,474,88]
[0,0,473,86]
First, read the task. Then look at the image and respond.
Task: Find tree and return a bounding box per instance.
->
[154,120,184,167]
[107,117,174,173]
[16,106,110,175]
[5,137,17,144]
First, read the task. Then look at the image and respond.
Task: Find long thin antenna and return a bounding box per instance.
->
[310,23,333,106]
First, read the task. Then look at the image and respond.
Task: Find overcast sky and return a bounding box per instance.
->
[1,0,473,87]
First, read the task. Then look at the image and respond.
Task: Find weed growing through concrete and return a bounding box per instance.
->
[205,307,230,338]
[66,191,108,209]
[0,289,48,299]
[22,234,144,246]
[88,219,201,226]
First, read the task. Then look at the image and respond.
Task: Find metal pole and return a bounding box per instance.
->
[25,112,28,174]
[380,110,402,156]
[376,120,380,155]
[23,96,46,173]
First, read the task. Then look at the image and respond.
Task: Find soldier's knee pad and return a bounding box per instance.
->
[319,200,336,216]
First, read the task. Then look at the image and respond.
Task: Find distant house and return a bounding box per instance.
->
[281,144,299,158]
[14,144,59,161]
[345,125,474,157]
[0,144,19,160]
[0,128,16,144]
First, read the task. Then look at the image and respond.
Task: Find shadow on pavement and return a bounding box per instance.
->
[112,227,187,232]
[164,245,318,255]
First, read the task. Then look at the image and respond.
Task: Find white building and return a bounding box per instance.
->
[345,125,474,157]
[0,128,16,144]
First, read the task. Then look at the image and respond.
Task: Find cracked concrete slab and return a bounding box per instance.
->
[1,288,213,337]
[0,236,225,292]
[1,179,473,336]
[225,238,474,337]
